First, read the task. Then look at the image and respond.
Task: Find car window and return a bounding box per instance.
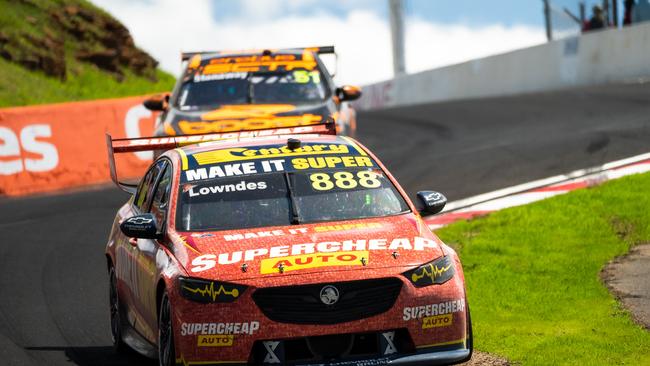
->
[134,160,165,212]
[150,163,172,226]
[176,68,329,110]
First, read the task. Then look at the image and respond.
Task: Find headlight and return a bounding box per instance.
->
[179,277,247,303]
[403,255,455,287]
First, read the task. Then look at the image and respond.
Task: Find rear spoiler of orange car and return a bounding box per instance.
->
[105,122,336,194]
[180,46,336,62]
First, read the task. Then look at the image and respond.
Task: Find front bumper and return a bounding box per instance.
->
[171,274,469,365]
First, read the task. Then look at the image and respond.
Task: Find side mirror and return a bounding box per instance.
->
[416,191,447,216]
[336,85,362,102]
[143,94,169,111]
[120,213,161,239]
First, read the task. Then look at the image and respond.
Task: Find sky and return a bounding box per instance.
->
[88,0,606,85]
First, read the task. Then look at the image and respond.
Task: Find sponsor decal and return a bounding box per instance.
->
[0,124,58,175]
[178,115,323,134]
[222,223,381,241]
[180,321,260,336]
[191,144,351,165]
[190,237,438,273]
[125,216,153,225]
[186,180,267,197]
[314,222,382,233]
[411,261,453,284]
[402,299,465,321]
[198,334,234,347]
[200,54,316,74]
[320,285,340,305]
[184,159,285,182]
[191,233,215,238]
[380,331,397,355]
[194,72,248,83]
[263,341,283,364]
[200,104,297,120]
[422,314,453,329]
[291,156,373,170]
[182,282,240,301]
[260,251,368,274]
[224,228,307,241]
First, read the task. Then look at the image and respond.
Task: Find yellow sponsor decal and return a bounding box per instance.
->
[260,250,368,274]
[291,156,374,170]
[313,222,382,233]
[422,314,453,329]
[202,58,316,74]
[182,282,240,301]
[197,335,234,347]
[178,114,322,134]
[201,105,297,120]
[411,262,453,283]
[192,144,350,166]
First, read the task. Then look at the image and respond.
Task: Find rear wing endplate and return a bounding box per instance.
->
[106,123,336,194]
[181,45,335,62]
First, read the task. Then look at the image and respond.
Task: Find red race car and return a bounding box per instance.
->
[105,122,472,366]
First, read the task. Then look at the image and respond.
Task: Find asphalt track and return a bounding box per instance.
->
[1,82,649,365]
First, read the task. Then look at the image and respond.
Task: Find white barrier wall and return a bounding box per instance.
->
[356,22,650,110]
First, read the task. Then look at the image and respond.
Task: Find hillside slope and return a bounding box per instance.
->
[0,0,174,107]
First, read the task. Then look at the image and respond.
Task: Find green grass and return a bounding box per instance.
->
[437,172,650,365]
[0,57,174,107]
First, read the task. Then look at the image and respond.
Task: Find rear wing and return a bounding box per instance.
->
[106,123,336,194]
[181,45,335,62]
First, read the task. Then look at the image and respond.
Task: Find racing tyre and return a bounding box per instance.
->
[458,302,473,364]
[109,267,127,352]
[159,291,176,366]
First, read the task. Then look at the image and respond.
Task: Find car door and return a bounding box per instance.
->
[119,160,165,339]
[131,160,173,344]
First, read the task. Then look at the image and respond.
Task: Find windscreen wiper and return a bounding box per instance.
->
[284,172,301,224]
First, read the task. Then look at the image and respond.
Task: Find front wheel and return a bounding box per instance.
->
[158,291,176,366]
[460,302,473,363]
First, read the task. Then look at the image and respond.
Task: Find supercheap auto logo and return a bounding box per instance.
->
[190,236,440,273]
[402,299,465,329]
[259,250,369,274]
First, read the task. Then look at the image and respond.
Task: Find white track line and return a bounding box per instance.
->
[426,152,650,230]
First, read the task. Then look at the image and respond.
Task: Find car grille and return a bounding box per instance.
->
[252,278,403,324]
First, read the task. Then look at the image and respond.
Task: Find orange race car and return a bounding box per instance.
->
[143,46,361,139]
[104,122,472,366]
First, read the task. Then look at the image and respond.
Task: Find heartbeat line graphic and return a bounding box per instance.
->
[183,282,239,301]
[411,262,452,283]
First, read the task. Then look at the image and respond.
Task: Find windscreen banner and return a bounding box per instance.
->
[0,96,156,196]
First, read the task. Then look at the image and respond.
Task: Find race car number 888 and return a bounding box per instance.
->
[309,171,381,191]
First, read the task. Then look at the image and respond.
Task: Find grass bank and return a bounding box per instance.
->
[0,58,174,107]
[438,172,650,365]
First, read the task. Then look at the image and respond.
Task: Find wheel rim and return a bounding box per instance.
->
[159,295,174,366]
[109,270,120,344]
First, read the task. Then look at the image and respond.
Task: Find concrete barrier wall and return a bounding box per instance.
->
[0,97,157,196]
[356,22,650,110]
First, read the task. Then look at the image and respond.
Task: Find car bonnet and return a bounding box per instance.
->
[172,213,444,283]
